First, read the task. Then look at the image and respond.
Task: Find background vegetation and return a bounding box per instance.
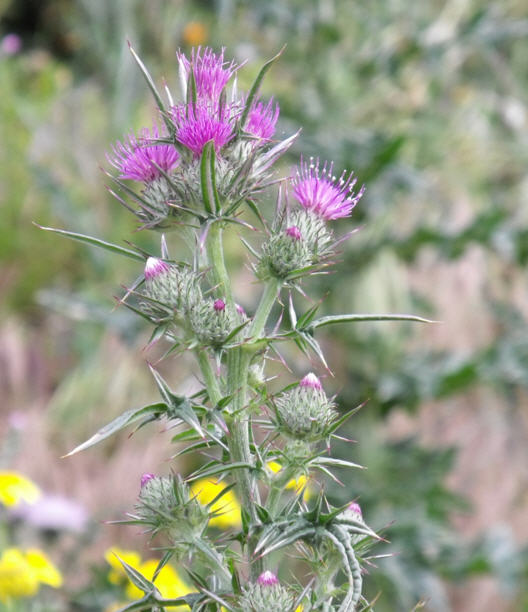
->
[1,0,527,610]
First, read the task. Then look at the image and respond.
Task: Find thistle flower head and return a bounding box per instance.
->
[292,157,364,220]
[108,126,179,183]
[189,296,237,347]
[245,98,280,141]
[177,46,238,102]
[172,102,235,157]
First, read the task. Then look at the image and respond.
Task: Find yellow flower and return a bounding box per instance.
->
[182,21,208,47]
[190,478,241,529]
[0,471,40,507]
[267,461,311,498]
[24,550,62,588]
[0,548,62,601]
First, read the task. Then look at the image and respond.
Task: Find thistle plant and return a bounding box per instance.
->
[44,44,432,611]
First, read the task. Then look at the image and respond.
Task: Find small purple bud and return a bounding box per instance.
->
[144,257,170,280]
[140,473,155,489]
[235,303,246,316]
[285,226,302,240]
[257,570,279,587]
[213,298,226,312]
[348,501,362,517]
[300,372,322,391]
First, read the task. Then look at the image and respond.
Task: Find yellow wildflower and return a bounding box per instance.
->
[24,549,62,588]
[0,548,62,601]
[190,478,241,529]
[182,22,208,47]
[0,471,40,507]
[267,461,311,498]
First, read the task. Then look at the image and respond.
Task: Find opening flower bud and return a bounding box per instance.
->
[144,257,169,280]
[299,372,322,390]
[257,570,279,587]
[285,226,302,240]
[214,298,226,312]
[140,473,155,489]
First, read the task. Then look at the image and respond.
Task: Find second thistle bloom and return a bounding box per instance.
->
[292,157,364,220]
[240,572,295,611]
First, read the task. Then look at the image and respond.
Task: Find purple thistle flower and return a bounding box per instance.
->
[1,33,22,56]
[214,298,226,312]
[144,257,170,280]
[172,102,235,157]
[140,473,155,489]
[245,98,280,141]
[292,157,365,221]
[285,226,302,241]
[177,46,238,102]
[235,303,246,316]
[300,372,322,391]
[108,126,179,183]
[257,570,279,587]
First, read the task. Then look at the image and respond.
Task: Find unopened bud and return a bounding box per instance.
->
[190,297,236,347]
[135,475,209,541]
[274,376,337,441]
[235,303,246,316]
[143,259,201,314]
[240,572,294,611]
[348,501,362,518]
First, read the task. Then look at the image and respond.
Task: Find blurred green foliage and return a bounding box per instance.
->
[2,0,528,610]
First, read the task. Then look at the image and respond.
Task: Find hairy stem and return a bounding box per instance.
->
[196,348,222,406]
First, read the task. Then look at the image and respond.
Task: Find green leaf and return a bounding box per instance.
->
[148,365,205,437]
[36,225,144,262]
[115,554,157,595]
[311,457,364,470]
[128,42,174,136]
[239,45,286,129]
[200,141,222,214]
[186,461,253,482]
[308,313,438,330]
[63,403,167,457]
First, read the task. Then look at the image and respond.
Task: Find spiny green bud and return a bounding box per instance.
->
[189,296,237,347]
[274,373,338,441]
[239,571,295,612]
[142,176,174,220]
[134,474,209,541]
[257,224,312,280]
[289,208,333,258]
[144,257,201,313]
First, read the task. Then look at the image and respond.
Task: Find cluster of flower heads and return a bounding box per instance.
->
[107,46,363,233]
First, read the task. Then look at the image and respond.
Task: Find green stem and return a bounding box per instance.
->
[206,221,234,309]
[196,348,222,406]
[266,464,298,517]
[248,279,281,339]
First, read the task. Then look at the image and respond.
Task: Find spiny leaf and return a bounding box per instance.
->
[63,403,167,457]
[36,225,144,262]
[239,45,286,129]
[308,313,439,330]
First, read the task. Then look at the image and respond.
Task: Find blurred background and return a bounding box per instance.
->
[1,0,528,610]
